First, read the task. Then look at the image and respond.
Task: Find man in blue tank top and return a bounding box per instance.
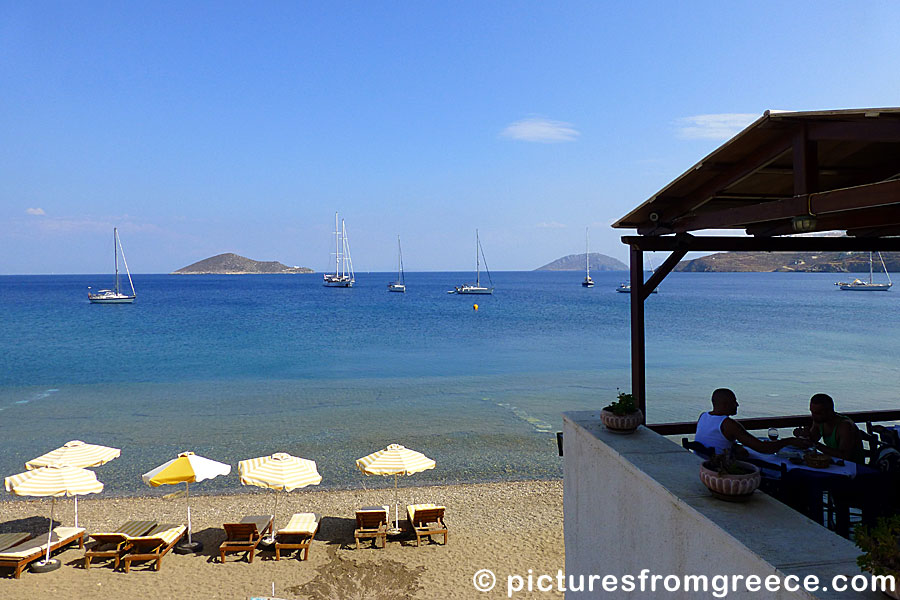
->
[696,388,810,456]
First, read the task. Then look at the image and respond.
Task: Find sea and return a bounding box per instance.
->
[1,270,898,497]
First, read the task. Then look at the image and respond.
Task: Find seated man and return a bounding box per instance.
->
[696,388,808,456]
[793,393,865,464]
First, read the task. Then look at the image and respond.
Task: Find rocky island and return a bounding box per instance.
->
[172,253,314,274]
[675,251,900,272]
[536,253,627,271]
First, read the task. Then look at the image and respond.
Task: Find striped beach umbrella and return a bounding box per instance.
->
[356,444,435,532]
[142,452,231,552]
[238,452,322,540]
[26,440,121,527]
[5,465,103,570]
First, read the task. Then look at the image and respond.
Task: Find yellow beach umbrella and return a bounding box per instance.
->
[238,452,322,541]
[5,465,103,571]
[356,444,435,532]
[26,440,121,527]
[142,452,231,552]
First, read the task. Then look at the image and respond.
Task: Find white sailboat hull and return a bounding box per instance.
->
[838,282,892,291]
[388,283,406,292]
[323,275,353,287]
[455,285,493,295]
[89,293,136,304]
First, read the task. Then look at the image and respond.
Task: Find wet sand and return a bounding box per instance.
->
[0,480,563,599]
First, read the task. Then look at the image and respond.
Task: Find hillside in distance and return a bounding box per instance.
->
[675,251,900,272]
[172,253,314,274]
[535,253,627,271]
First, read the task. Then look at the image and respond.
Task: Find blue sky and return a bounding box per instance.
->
[3,1,899,273]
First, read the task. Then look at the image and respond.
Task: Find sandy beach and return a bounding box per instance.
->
[0,480,563,599]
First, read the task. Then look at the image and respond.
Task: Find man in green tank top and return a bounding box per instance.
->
[793,393,865,464]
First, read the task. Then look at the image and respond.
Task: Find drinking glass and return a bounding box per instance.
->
[767,428,779,441]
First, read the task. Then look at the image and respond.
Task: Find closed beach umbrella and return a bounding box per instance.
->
[26,440,121,527]
[356,444,435,532]
[238,452,322,541]
[142,451,231,553]
[5,465,103,572]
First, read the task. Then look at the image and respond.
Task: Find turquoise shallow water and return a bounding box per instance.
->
[1,271,898,496]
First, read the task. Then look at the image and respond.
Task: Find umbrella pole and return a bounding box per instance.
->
[45,497,55,564]
[186,482,192,545]
[394,473,399,531]
[74,496,78,528]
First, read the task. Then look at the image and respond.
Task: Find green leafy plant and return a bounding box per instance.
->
[606,389,637,416]
[706,449,755,476]
[857,515,900,578]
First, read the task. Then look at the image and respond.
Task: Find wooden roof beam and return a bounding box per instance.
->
[671,178,900,232]
[744,203,900,236]
[622,234,900,253]
[807,120,900,142]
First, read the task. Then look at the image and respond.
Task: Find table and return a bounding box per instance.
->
[744,446,858,479]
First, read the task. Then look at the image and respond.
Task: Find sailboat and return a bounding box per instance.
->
[88,228,136,304]
[388,236,406,292]
[836,252,892,291]
[452,230,494,295]
[582,228,594,287]
[323,212,355,287]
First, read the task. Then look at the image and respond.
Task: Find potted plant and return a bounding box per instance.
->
[698,449,761,501]
[857,515,900,599]
[600,390,643,434]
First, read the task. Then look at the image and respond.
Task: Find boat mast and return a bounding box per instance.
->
[334,212,340,277]
[475,229,480,287]
[343,219,354,281]
[585,228,590,278]
[398,236,404,284]
[870,251,874,284]
[114,227,120,295]
[879,252,893,285]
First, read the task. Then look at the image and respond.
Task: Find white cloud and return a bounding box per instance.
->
[26,207,46,216]
[537,221,567,229]
[675,113,759,141]
[501,117,580,143]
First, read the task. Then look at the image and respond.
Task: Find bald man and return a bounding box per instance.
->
[696,388,809,456]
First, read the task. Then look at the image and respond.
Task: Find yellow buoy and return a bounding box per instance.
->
[473,304,479,311]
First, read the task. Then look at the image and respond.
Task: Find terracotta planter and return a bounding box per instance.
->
[600,408,643,434]
[699,460,761,501]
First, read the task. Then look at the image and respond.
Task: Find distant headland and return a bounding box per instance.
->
[172,253,314,275]
[535,253,627,272]
[675,251,900,272]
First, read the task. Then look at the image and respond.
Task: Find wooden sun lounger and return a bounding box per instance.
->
[407,504,448,546]
[218,514,274,563]
[274,513,319,561]
[353,506,388,550]
[121,523,186,573]
[83,520,157,570]
[0,527,85,579]
[0,533,31,553]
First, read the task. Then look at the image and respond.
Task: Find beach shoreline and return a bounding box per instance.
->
[0,479,563,599]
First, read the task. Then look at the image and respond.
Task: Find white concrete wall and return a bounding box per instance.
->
[563,411,882,599]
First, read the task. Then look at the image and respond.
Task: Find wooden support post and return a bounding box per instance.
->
[630,246,646,421]
[793,125,818,197]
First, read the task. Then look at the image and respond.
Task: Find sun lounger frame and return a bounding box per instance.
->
[121,524,186,573]
[218,515,274,563]
[0,528,84,579]
[353,506,388,550]
[83,520,157,570]
[274,513,320,561]
[407,505,448,546]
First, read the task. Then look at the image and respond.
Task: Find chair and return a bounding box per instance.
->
[0,527,84,579]
[120,523,186,573]
[84,520,157,570]
[681,437,713,459]
[274,513,320,561]
[354,506,388,549]
[407,504,448,547]
[218,515,273,563]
